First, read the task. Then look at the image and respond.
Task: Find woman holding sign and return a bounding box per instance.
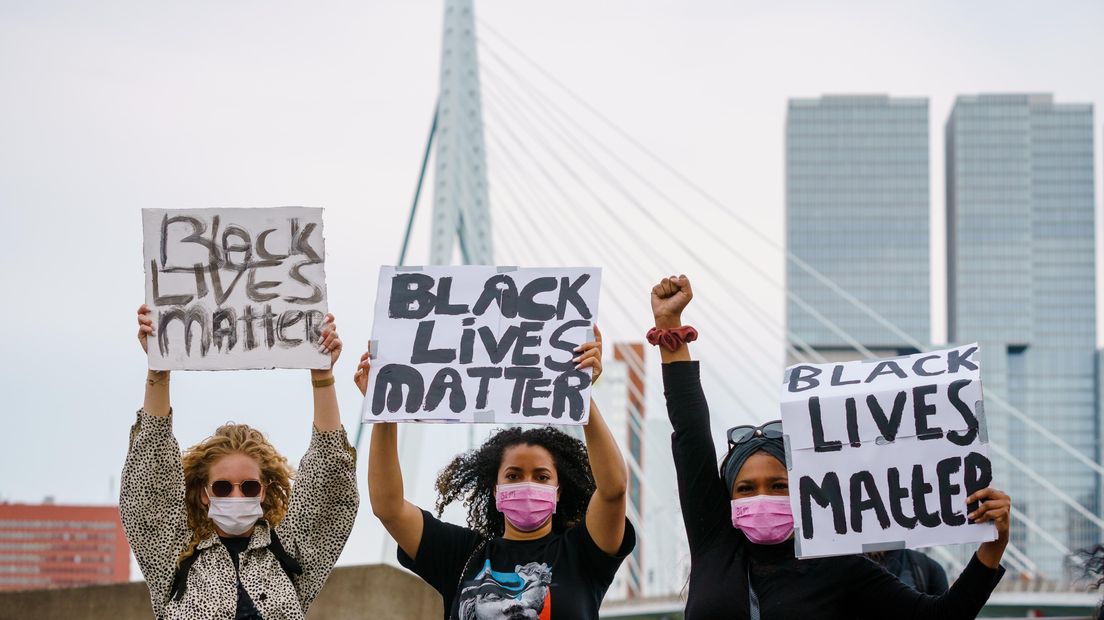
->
[356,325,635,620]
[121,305,358,620]
[649,275,1012,619]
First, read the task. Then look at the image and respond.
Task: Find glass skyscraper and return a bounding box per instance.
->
[947,93,1097,577]
[786,95,930,359]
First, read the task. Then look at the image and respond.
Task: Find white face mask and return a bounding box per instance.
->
[207,497,264,536]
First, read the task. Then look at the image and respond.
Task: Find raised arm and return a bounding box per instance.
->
[356,352,425,559]
[122,304,189,615]
[651,276,731,550]
[310,313,342,432]
[137,304,170,416]
[576,326,629,555]
[275,314,359,609]
[652,276,692,363]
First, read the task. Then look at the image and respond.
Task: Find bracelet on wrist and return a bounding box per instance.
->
[312,375,336,388]
[146,370,170,386]
[646,325,699,352]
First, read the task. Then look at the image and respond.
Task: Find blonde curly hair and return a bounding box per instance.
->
[178,424,294,564]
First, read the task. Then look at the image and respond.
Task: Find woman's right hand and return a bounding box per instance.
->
[354,349,371,396]
[651,275,693,327]
[139,304,171,414]
[137,304,154,353]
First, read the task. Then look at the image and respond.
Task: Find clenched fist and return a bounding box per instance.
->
[651,275,693,327]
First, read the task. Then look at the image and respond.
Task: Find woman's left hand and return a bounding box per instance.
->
[971,487,1011,569]
[319,313,342,366]
[574,324,603,383]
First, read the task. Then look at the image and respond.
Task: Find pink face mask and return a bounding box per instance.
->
[495,482,557,532]
[730,495,794,544]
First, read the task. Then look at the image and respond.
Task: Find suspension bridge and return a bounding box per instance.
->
[360,1,1101,615]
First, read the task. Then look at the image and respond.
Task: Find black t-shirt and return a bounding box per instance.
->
[663,361,1004,620]
[398,509,635,620]
[220,536,263,620]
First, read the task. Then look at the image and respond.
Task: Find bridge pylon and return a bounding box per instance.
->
[430,0,493,265]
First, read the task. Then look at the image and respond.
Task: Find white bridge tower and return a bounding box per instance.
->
[429,0,493,265]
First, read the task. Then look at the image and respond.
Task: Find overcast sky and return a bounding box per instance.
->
[2,0,1102,570]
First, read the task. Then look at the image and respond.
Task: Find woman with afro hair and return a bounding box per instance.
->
[355,325,635,620]
[122,305,358,620]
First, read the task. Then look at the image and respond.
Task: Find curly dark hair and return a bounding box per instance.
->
[1083,544,1104,587]
[435,426,596,539]
[1082,545,1104,620]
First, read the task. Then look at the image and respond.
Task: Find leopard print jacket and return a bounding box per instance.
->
[120,410,359,619]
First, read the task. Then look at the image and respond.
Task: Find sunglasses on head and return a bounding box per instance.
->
[208,480,264,498]
[726,420,784,450]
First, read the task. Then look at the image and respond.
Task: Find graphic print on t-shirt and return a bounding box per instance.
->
[456,559,552,620]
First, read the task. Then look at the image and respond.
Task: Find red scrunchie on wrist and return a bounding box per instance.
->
[646,325,699,351]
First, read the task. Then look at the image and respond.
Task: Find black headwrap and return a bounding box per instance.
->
[721,435,787,494]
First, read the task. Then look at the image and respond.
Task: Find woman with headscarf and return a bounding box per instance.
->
[649,275,1011,619]
[121,304,358,619]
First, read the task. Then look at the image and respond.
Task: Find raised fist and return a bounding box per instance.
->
[651,275,693,326]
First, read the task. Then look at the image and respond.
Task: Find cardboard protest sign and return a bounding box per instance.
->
[361,266,601,424]
[142,207,330,371]
[780,344,996,558]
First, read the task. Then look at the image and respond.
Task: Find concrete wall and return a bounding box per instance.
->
[0,564,442,620]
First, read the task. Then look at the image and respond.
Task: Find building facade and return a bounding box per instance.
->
[0,502,129,590]
[590,343,648,600]
[946,93,1098,577]
[786,95,930,359]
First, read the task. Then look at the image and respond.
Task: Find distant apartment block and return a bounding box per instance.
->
[0,502,129,590]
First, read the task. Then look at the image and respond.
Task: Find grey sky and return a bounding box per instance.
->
[1,0,1102,570]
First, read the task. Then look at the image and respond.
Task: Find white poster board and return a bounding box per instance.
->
[780,344,997,559]
[142,207,330,370]
[362,266,601,424]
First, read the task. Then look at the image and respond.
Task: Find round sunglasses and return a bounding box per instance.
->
[208,479,264,498]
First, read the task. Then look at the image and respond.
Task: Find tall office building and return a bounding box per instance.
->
[947,94,1097,577]
[0,502,129,590]
[786,95,930,360]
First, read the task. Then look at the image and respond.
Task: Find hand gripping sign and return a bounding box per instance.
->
[142,207,330,371]
[361,266,601,424]
[780,344,997,559]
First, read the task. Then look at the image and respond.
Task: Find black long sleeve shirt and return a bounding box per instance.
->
[663,361,1004,620]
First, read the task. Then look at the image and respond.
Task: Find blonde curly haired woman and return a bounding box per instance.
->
[121,304,359,620]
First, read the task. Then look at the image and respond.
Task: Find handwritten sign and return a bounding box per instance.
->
[142,207,329,370]
[362,266,601,424]
[780,344,996,558]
